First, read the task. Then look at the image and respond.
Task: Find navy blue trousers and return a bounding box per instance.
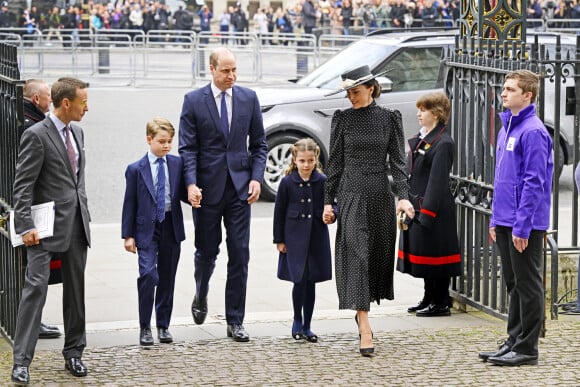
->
[193,175,251,325]
[137,212,181,329]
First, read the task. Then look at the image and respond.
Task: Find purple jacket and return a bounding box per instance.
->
[490,103,553,238]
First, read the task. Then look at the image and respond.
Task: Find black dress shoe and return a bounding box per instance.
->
[191,295,208,325]
[65,357,88,377]
[11,365,29,385]
[157,328,173,343]
[488,351,538,366]
[38,322,62,339]
[416,304,451,317]
[227,324,250,342]
[479,340,512,361]
[140,327,154,346]
[407,299,430,313]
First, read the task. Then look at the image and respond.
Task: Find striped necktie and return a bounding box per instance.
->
[64,125,76,175]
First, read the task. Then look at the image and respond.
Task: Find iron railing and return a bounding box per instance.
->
[0,41,25,344]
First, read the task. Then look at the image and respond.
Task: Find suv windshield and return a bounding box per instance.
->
[297,41,397,89]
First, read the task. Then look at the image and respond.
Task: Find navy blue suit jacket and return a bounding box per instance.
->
[121,153,186,248]
[178,83,268,205]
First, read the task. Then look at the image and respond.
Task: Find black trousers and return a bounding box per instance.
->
[495,226,544,356]
[423,277,450,306]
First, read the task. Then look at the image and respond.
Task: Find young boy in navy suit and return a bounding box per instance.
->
[122,117,187,346]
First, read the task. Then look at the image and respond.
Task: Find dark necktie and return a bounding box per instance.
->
[156,158,166,222]
[220,91,229,140]
[64,126,76,175]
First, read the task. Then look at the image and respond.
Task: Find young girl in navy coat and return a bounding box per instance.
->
[273,138,335,343]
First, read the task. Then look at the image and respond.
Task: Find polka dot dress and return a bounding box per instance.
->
[324,102,409,311]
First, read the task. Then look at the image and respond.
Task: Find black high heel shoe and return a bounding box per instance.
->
[359,332,374,357]
[355,314,374,356]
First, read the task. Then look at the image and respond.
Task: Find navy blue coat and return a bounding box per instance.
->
[273,169,333,283]
[121,153,187,248]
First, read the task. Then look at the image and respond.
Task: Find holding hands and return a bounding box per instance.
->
[188,184,203,208]
[323,204,336,224]
[396,199,415,219]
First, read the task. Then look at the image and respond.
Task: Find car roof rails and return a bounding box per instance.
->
[366,26,457,37]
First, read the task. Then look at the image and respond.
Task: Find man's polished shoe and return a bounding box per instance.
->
[227,324,250,342]
[65,357,88,377]
[140,327,154,346]
[479,340,512,361]
[415,303,451,317]
[11,365,29,385]
[488,351,538,366]
[191,295,208,325]
[157,328,173,344]
[38,322,62,339]
[407,299,430,313]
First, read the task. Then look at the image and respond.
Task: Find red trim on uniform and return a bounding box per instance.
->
[50,259,62,270]
[420,208,436,218]
[397,250,460,265]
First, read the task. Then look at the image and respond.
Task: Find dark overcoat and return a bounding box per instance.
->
[396,124,461,278]
[273,169,332,283]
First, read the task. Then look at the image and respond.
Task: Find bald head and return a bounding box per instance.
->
[209,47,236,68]
[23,79,51,114]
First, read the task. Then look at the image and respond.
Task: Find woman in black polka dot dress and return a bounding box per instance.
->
[323,65,412,356]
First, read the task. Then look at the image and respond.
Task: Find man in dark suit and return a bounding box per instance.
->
[21,78,63,340]
[179,47,267,342]
[11,77,91,385]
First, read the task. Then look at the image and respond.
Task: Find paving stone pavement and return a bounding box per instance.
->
[2,316,580,386]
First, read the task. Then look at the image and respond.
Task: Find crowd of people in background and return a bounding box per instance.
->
[1,0,579,40]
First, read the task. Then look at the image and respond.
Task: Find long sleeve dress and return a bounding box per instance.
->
[324,101,409,311]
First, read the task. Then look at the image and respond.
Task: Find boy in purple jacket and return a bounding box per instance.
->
[478,70,553,366]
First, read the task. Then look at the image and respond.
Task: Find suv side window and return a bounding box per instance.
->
[377,46,444,92]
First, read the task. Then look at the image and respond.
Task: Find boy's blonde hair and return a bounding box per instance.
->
[146,117,175,138]
[285,138,323,175]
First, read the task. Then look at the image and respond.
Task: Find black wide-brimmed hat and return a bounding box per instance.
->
[324,65,392,97]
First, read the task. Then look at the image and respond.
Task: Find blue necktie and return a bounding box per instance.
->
[220,91,229,140]
[156,158,166,222]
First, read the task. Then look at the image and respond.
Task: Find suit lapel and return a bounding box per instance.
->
[204,85,226,143]
[44,118,76,180]
[138,155,156,200]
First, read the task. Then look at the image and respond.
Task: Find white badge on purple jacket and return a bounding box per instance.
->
[506,137,516,151]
